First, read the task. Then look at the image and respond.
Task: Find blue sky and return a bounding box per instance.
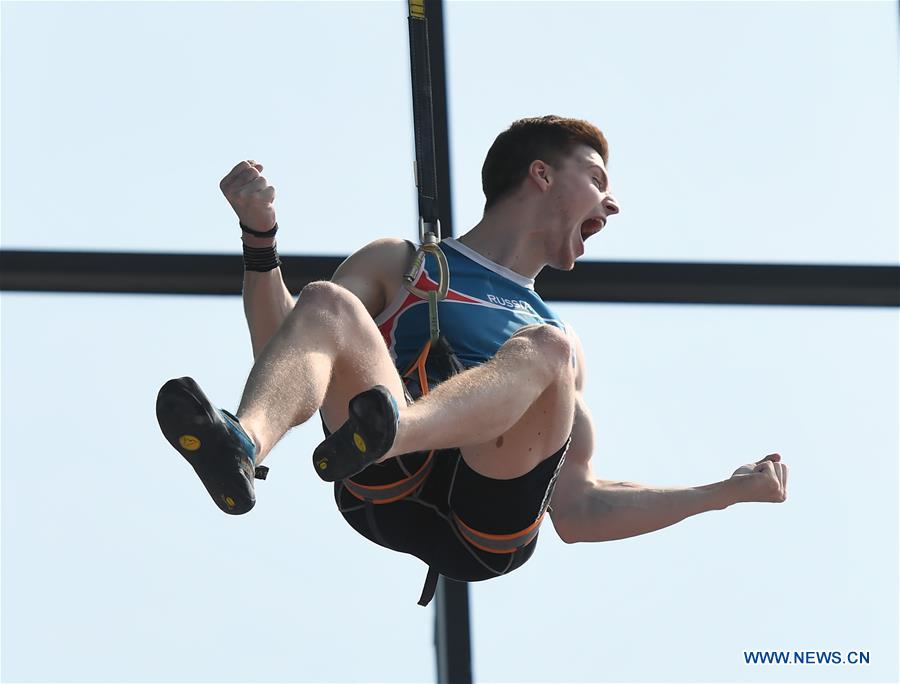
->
[2,2,897,683]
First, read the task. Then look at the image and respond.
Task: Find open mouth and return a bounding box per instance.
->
[580,217,605,241]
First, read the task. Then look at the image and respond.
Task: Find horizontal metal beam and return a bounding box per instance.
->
[1,250,897,307]
[539,258,900,307]
[0,250,342,296]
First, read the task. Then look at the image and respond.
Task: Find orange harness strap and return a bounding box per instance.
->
[404,337,432,396]
[452,511,546,555]
[342,450,435,504]
[341,338,545,556]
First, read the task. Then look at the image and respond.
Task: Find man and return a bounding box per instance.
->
[157,115,788,605]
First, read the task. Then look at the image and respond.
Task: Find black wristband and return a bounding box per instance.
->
[243,242,282,272]
[240,221,278,238]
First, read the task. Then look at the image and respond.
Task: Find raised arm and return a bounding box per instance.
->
[220,160,295,359]
[220,161,413,358]
[548,329,788,544]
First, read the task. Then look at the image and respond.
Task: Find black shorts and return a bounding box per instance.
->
[331,434,569,584]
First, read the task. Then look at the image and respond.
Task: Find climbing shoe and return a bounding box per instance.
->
[156,376,267,515]
[313,385,399,482]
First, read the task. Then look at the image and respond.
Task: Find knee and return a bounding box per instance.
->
[295,281,362,320]
[508,324,573,374]
[284,281,367,338]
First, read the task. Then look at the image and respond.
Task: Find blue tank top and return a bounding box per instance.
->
[375,238,572,372]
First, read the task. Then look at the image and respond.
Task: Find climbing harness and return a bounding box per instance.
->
[339,245,559,606]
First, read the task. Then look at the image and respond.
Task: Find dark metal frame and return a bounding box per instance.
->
[1,250,897,307]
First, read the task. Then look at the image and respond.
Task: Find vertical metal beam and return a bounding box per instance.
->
[435,578,472,684]
[407,0,455,239]
[407,0,471,682]
[424,0,455,241]
[422,0,472,678]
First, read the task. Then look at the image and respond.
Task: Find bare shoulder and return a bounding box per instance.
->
[331,237,415,317]
[343,237,413,276]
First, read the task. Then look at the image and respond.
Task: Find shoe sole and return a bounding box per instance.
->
[313,386,398,482]
[156,377,255,515]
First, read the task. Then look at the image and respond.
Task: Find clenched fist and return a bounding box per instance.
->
[220,160,276,234]
[730,453,788,503]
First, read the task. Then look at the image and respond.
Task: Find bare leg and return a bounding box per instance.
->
[235,281,406,464]
[384,324,575,465]
[235,281,574,478]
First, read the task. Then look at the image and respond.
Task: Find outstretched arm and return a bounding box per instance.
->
[548,333,788,544]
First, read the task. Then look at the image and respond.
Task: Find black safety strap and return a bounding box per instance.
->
[418,566,441,606]
[407,0,439,229]
[408,0,458,625]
